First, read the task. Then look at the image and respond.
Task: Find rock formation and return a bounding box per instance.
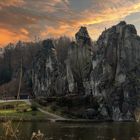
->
[32,21,140,121]
[66,26,93,94]
[92,21,140,121]
[32,39,68,97]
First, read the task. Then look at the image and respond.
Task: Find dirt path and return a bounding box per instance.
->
[38,108,65,121]
[26,100,65,120]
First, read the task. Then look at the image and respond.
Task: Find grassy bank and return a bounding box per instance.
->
[0,101,46,120]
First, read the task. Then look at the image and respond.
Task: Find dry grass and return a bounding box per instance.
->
[2,120,19,140]
[134,108,140,122]
[31,130,44,140]
[0,101,45,140]
[1,120,45,140]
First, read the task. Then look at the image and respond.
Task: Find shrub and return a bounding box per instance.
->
[31,103,38,111]
[50,104,58,112]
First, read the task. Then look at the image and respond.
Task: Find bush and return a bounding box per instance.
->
[50,104,58,112]
[23,109,28,112]
[31,103,38,111]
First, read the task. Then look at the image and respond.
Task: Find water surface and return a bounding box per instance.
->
[0,122,140,140]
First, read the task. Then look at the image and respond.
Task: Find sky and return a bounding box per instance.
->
[0,0,140,46]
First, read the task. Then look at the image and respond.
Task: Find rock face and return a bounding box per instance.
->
[75,26,91,46]
[32,40,68,97]
[93,21,140,121]
[32,22,140,121]
[66,27,93,94]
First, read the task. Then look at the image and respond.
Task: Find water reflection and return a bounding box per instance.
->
[0,122,140,140]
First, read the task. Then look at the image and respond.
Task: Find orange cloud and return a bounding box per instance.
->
[83,3,140,26]
[44,0,140,40]
[41,24,74,38]
[1,0,140,46]
[29,0,70,13]
[0,0,24,8]
[20,28,29,35]
[0,28,29,46]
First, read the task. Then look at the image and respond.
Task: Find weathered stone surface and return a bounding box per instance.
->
[92,21,140,121]
[75,26,91,46]
[66,27,93,94]
[32,39,68,97]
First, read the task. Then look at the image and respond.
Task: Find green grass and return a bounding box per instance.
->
[0,109,45,117]
[0,101,46,118]
[0,101,25,105]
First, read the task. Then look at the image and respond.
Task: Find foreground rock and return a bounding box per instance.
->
[32,22,140,121]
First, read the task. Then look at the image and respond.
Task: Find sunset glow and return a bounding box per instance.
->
[0,0,140,46]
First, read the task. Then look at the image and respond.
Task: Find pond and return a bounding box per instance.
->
[0,122,140,140]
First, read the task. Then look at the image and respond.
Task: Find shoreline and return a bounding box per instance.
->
[0,116,135,123]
